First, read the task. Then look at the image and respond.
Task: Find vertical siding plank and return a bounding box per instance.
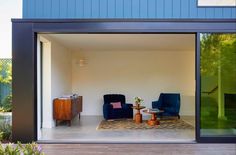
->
[115,0,124,18]
[28,0,36,18]
[181,0,189,18]
[164,0,172,18]
[197,8,206,19]
[52,0,60,18]
[35,0,43,18]
[214,8,223,18]
[124,0,132,18]
[156,0,164,18]
[108,0,116,18]
[68,0,76,18]
[148,0,156,18]
[132,0,140,18]
[223,8,232,19]
[92,0,99,18]
[59,0,68,18]
[23,0,28,18]
[140,0,148,18]
[231,8,236,18]
[76,0,84,18]
[84,0,92,18]
[173,0,181,19]
[205,8,214,19]
[44,0,52,18]
[100,0,108,18]
[189,0,197,18]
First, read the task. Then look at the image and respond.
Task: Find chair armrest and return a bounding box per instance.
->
[122,103,133,109]
[103,104,113,120]
[122,103,133,118]
[152,100,162,109]
[103,103,113,110]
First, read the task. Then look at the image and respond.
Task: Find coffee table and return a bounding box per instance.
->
[143,109,164,126]
[132,105,146,124]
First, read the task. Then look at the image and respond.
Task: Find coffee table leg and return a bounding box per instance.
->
[147,113,159,126]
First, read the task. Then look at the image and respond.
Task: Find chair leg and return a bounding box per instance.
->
[178,115,180,119]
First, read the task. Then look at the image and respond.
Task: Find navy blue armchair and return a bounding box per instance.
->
[103,94,133,120]
[152,93,180,119]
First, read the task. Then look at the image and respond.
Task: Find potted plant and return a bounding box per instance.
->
[134,97,144,107]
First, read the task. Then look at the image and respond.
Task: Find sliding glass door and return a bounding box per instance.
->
[200,33,236,139]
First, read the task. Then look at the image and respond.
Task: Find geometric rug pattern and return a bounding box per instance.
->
[97,119,194,130]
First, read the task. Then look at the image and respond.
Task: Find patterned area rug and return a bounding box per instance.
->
[97,119,194,130]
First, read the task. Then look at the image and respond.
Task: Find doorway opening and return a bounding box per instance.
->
[37,33,196,143]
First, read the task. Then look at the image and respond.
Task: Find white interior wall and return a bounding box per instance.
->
[72,50,195,116]
[40,35,72,128]
[51,38,72,100]
[41,37,52,128]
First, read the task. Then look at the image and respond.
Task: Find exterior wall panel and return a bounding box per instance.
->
[23,0,236,19]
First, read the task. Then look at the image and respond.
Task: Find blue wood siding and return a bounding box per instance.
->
[23,0,236,19]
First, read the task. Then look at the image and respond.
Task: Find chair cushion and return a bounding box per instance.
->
[110,102,122,109]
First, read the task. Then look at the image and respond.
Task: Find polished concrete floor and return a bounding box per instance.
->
[39,116,195,143]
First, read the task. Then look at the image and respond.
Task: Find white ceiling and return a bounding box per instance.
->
[46,34,195,52]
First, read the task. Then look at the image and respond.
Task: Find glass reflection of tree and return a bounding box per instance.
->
[201,34,236,120]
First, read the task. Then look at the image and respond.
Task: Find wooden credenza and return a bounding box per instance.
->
[53,96,82,126]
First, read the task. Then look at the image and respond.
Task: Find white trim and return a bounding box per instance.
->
[37,35,41,139]
[37,35,55,132]
[198,0,236,6]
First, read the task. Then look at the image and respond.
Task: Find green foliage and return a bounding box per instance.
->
[134,97,144,104]
[18,142,44,155]
[0,143,20,155]
[200,34,236,76]
[0,142,44,155]
[0,61,12,85]
[0,123,12,142]
[0,95,12,112]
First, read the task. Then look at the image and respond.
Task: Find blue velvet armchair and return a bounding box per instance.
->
[103,94,133,120]
[152,93,180,119]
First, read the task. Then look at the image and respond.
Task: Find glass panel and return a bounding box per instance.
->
[198,0,236,6]
[200,33,236,137]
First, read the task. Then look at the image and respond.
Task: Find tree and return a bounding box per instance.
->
[201,33,236,119]
[0,60,12,112]
[0,62,12,85]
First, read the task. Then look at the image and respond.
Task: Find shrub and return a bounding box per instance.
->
[0,143,20,155]
[1,95,12,112]
[0,142,45,155]
[18,142,45,155]
[0,123,12,142]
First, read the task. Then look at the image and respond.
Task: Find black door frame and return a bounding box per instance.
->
[12,19,236,143]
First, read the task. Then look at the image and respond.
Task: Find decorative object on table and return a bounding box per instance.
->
[134,97,144,107]
[103,94,133,120]
[152,93,180,119]
[143,108,164,126]
[132,105,146,124]
[97,119,194,130]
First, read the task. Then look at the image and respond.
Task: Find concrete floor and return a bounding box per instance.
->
[39,116,195,143]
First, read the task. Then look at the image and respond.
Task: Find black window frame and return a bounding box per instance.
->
[12,19,236,143]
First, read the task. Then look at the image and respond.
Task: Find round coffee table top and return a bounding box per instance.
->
[143,108,164,114]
